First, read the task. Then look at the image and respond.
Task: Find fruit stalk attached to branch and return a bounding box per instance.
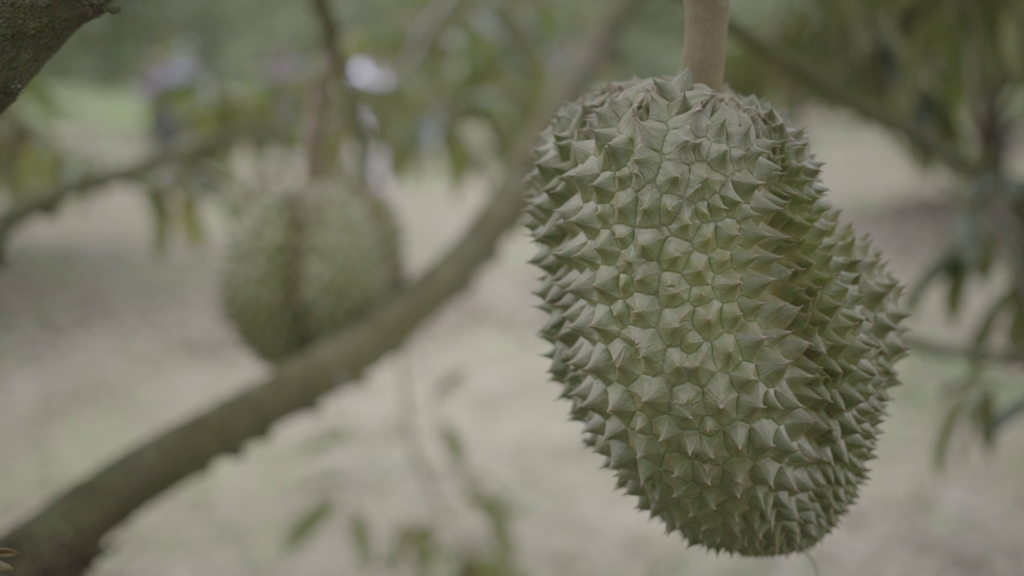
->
[682,0,731,90]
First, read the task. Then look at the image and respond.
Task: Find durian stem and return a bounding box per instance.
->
[682,0,730,91]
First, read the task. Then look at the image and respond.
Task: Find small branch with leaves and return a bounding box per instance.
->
[0,128,283,262]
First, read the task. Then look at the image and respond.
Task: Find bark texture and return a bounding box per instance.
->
[0,0,118,114]
[0,0,645,573]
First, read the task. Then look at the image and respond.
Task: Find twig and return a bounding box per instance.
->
[0,1,646,573]
[682,0,731,90]
[727,21,982,176]
[0,128,278,262]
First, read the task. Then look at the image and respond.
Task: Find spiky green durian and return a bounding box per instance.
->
[525,72,908,556]
[220,180,401,361]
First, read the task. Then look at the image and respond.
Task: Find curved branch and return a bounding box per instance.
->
[0,1,644,574]
[727,21,981,176]
[0,128,279,262]
[0,0,120,115]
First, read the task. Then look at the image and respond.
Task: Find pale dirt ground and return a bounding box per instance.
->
[2,108,1024,576]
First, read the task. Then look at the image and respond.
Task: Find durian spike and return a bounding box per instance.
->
[682,0,731,91]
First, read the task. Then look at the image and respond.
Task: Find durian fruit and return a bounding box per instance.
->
[525,72,908,556]
[220,180,402,361]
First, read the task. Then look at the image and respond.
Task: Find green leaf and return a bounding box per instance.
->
[971,291,1014,361]
[934,396,964,470]
[181,190,206,246]
[440,425,466,464]
[470,494,514,557]
[285,501,333,549]
[990,396,1024,435]
[146,186,170,255]
[946,259,966,315]
[909,253,957,308]
[971,389,996,447]
[349,515,373,566]
[433,368,465,401]
[387,524,437,571]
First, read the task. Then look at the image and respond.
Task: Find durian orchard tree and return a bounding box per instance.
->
[0,0,1022,573]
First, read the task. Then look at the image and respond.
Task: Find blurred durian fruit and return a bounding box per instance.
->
[220,180,401,361]
[525,72,908,556]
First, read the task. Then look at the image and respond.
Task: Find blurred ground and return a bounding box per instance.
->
[2,104,1024,576]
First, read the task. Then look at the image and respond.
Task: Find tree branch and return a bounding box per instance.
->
[0,128,278,263]
[727,21,982,176]
[0,0,120,115]
[0,1,645,573]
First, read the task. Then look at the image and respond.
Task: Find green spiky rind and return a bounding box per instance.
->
[220,181,402,361]
[525,72,909,556]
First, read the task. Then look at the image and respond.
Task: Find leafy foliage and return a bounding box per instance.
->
[283,368,526,576]
[735,0,1024,456]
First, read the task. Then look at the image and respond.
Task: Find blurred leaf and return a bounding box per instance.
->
[0,548,16,571]
[349,515,373,566]
[990,396,1024,435]
[440,425,466,464]
[470,493,513,557]
[909,253,958,308]
[971,389,996,447]
[296,427,352,456]
[181,189,206,245]
[433,368,465,401]
[935,393,965,470]
[944,255,966,315]
[285,500,333,549]
[1011,298,1024,344]
[146,186,170,255]
[387,524,438,572]
[971,291,1013,357]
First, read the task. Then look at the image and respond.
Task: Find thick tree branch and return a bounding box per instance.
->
[727,21,982,176]
[0,0,120,115]
[0,1,645,574]
[0,128,279,262]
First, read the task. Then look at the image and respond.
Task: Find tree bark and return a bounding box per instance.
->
[0,0,119,115]
[0,1,645,573]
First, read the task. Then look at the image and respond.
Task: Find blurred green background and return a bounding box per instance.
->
[2,0,1024,574]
